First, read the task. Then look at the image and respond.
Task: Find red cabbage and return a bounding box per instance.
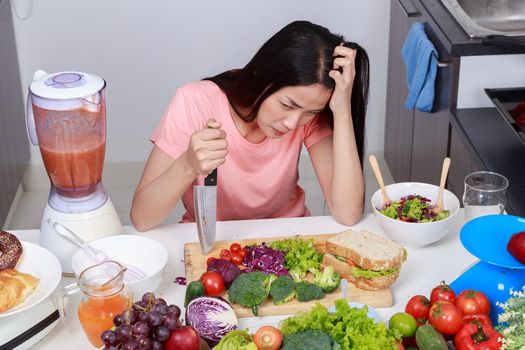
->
[185,296,238,346]
[243,243,290,276]
[207,258,244,289]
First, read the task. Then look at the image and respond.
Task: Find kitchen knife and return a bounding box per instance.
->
[194,168,217,254]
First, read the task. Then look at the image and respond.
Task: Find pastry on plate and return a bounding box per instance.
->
[0,268,39,313]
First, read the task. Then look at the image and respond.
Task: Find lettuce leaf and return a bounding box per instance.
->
[280,299,400,350]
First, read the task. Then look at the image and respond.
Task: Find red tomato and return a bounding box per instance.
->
[206,256,216,266]
[230,252,243,265]
[429,301,463,335]
[454,321,502,350]
[200,271,225,296]
[253,326,282,350]
[405,295,431,324]
[463,314,492,327]
[456,290,490,316]
[430,281,456,306]
[396,343,405,350]
[229,243,242,253]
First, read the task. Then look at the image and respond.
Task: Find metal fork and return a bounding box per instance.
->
[47,219,147,282]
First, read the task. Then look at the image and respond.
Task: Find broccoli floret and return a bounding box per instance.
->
[313,266,341,293]
[281,330,341,350]
[228,271,276,316]
[295,281,324,302]
[269,275,296,305]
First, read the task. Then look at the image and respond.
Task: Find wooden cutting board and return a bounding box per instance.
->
[184,234,393,317]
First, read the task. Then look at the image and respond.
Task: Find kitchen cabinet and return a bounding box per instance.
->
[447,126,482,197]
[0,0,30,227]
[385,0,466,190]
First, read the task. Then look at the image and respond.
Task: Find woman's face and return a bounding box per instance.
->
[256,84,332,138]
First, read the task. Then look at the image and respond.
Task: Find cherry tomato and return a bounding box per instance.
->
[200,271,224,296]
[206,256,216,266]
[430,281,456,306]
[229,243,241,253]
[429,301,463,335]
[238,248,247,259]
[456,290,490,316]
[230,252,243,265]
[220,249,231,261]
[405,295,431,324]
[253,326,282,350]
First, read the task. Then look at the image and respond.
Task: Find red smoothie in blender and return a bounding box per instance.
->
[32,103,106,198]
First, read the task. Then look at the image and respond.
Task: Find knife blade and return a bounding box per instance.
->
[194,168,217,254]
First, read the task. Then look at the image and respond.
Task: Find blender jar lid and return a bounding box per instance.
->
[29,70,105,100]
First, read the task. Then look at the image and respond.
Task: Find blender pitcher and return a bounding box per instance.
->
[57,261,128,348]
[27,70,107,204]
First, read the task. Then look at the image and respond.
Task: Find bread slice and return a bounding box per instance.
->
[0,269,39,313]
[321,253,400,291]
[326,229,405,271]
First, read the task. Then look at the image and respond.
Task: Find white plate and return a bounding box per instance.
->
[0,241,62,318]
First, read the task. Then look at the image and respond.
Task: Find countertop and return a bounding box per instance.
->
[416,0,525,57]
[450,108,525,216]
[12,213,477,349]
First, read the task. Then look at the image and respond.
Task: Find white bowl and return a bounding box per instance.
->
[371,182,460,247]
[71,235,168,298]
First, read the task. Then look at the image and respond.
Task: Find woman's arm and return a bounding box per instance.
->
[131,120,227,231]
[308,46,365,226]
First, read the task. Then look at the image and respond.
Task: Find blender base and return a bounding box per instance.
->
[39,198,123,274]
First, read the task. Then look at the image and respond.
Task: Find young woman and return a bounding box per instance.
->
[131,20,369,231]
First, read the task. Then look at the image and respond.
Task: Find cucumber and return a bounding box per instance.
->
[184,280,205,307]
[415,324,448,350]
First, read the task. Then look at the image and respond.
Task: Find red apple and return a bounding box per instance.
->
[164,326,200,350]
[507,231,525,264]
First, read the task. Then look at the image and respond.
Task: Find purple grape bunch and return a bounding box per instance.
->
[100,292,182,350]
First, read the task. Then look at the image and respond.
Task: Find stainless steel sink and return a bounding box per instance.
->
[440,0,525,38]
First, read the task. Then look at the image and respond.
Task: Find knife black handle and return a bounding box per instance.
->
[205,168,217,186]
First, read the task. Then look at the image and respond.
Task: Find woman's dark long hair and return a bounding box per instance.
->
[205,20,369,165]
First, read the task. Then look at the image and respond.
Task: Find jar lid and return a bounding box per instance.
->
[29,70,105,100]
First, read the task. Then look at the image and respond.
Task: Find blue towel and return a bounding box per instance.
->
[401,22,438,112]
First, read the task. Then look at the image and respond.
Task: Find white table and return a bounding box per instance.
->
[13,212,476,349]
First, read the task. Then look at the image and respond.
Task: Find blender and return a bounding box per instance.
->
[26,70,123,275]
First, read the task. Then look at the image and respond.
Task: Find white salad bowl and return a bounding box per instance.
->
[71,235,168,298]
[371,182,460,247]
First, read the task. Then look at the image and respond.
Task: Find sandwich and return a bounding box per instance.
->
[321,229,406,291]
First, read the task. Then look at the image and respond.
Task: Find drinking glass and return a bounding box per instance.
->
[463,171,508,222]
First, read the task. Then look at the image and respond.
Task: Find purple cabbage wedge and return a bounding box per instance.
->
[185,296,238,346]
[243,243,290,276]
[206,258,243,289]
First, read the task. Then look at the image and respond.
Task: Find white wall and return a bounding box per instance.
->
[458,54,525,108]
[12,0,390,165]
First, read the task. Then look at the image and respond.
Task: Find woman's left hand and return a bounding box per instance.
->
[328,45,356,114]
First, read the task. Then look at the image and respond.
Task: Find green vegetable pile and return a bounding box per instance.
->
[497,286,525,350]
[269,237,323,281]
[280,299,400,350]
[379,194,450,223]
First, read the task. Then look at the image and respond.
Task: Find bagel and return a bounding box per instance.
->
[0,231,23,270]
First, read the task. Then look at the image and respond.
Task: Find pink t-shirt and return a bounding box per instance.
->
[150,81,333,222]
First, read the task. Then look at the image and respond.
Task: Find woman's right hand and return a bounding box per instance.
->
[186,119,228,175]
